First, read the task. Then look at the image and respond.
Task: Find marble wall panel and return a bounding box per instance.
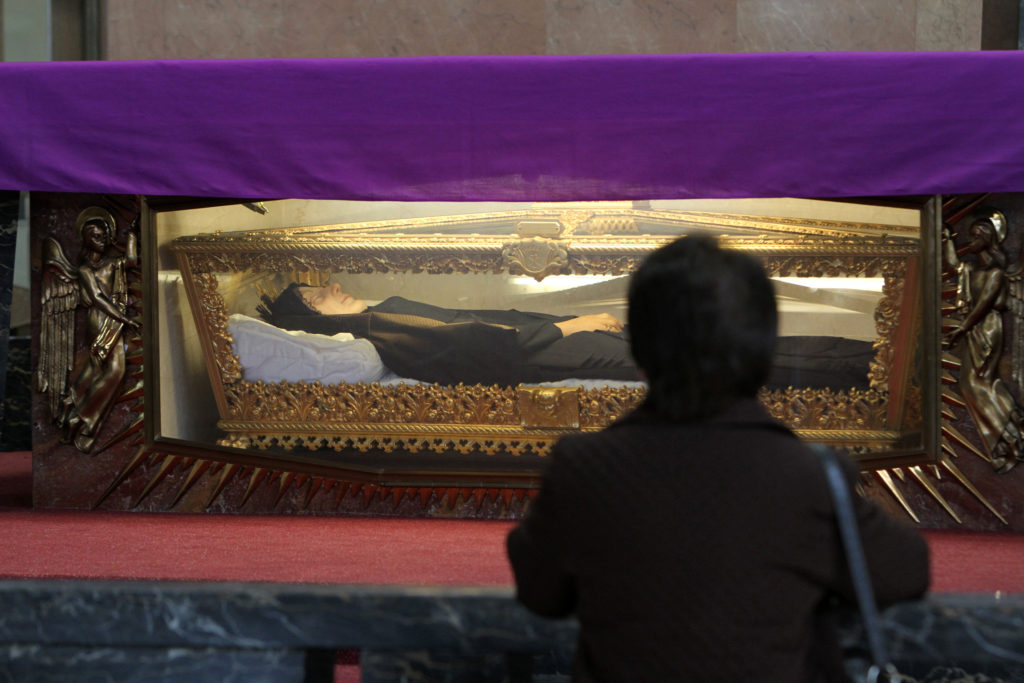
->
[737,0,917,52]
[545,0,736,54]
[104,0,547,59]
[102,0,995,61]
[916,0,984,50]
[0,338,29,451]
[0,192,17,449]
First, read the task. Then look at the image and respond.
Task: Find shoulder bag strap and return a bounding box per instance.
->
[812,443,902,683]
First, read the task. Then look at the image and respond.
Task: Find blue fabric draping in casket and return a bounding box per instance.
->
[1,51,1023,201]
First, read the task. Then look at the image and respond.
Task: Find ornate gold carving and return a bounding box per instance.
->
[225,381,520,425]
[557,210,597,235]
[219,381,640,454]
[519,387,580,428]
[516,220,562,238]
[38,207,139,452]
[172,206,923,460]
[866,272,906,393]
[217,420,571,456]
[901,384,923,431]
[575,215,639,235]
[214,380,894,455]
[759,253,907,278]
[757,386,889,431]
[502,237,569,280]
[190,269,242,382]
[578,386,645,428]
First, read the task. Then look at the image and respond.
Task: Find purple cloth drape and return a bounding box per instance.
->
[1,52,1023,201]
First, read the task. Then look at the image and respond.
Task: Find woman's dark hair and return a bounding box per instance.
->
[627,234,777,421]
[257,282,319,324]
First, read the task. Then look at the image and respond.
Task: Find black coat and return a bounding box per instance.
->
[271,296,641,385]
[270,298,876,389]
[507,399,930,682]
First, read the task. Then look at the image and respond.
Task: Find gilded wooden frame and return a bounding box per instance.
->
[163,204,936,467]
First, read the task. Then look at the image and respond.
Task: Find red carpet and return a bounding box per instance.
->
[2,450,1023,592]
[919,528,1024,594]
[0,452,514,585]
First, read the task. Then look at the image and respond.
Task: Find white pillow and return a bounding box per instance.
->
[227,314,388,385]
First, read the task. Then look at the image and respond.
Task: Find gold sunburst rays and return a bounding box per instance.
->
[273,472,302,507]
[241,467,270,506]
[940,456,1008,525]
[303,478,332,509]
[941,421,991,462]
[98,379,1010,526]
[94,447,540,515]
[332,481,352,508]
[907,465,961,524]
[92,414,145,455]
[867,340,1004,525]
[91,445,152,509]
[130,455,186,508]
[169,458,213,508]
[872,469,920,523]
[89,427,558,520]
[204,463,241,509]
[941,387,965,408]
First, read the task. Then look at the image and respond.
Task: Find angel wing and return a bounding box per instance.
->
[38,237,79,418]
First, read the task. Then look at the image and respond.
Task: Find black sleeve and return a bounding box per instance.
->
[371,298,570,354]
[506,446,578,618]
[364,315,535,385]
[514,319,565,352]
[450,306,570,353]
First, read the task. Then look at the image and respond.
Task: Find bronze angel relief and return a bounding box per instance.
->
[943,209,1024,473]
[38,207,139,452]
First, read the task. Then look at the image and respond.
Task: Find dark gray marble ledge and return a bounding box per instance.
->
[0,644,307,683]
[0,580,1022,680]
[869,594,1024,681]
[0,580,575,654]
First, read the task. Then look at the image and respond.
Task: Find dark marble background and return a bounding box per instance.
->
[0,338,30,450]
[0,191,19,449]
